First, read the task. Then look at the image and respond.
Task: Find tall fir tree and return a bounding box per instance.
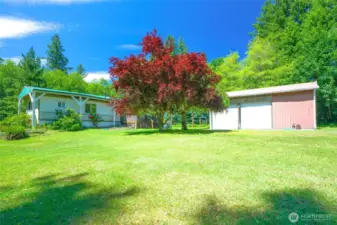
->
[19,47,44,86]
[164,35,179,56]
[76,64,86,76]
[178,37,187,54]
[46,34,69,73]
[164,36,188,55]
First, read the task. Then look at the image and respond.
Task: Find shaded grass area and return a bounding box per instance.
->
[1,173,139,225]
[197,188,333,225]
[0,128,336,224]
[125,128,231,136]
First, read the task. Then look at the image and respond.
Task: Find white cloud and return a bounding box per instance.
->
[4,0,109,5]
[0,16,60,39]
[3,57,48,67]
[116,44,141,50]
[67,23,80,32]
[84,71,110,82]
[3,56,22,64]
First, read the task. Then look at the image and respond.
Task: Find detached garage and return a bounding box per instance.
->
[210,81,319,130]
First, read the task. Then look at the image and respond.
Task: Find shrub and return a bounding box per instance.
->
[1,125,28,140]
[0,113,31,128]
[51,109,82,131]
[88,113,103,127]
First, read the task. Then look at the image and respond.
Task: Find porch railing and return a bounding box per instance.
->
[39,111,116,122]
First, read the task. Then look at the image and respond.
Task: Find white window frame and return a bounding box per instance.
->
[85,103,97,114]
[57,101,66,108]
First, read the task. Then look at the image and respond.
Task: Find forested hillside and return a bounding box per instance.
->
[211,0,337,124]
[0,35,114,120]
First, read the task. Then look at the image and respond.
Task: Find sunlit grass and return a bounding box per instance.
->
[0,128,336,224]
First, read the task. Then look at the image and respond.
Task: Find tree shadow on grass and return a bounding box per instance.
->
[0,185,14,192]
[0,173,140,225]
[196,188,336,225]
[126,129,233,136]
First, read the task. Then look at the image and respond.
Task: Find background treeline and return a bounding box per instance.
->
[0,35,114,120]
[210,0,337,124]
[2,0,337,125]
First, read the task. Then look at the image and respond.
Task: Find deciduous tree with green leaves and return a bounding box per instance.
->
[211,0,337,124]
[0,61,25,120]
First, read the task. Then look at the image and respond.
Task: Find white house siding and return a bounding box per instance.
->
[81,99,120,128]
[39,96,80,122]
[31,94,119,128]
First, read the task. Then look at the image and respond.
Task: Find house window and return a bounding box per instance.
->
[85,103,97,114]
[57,101,66,108]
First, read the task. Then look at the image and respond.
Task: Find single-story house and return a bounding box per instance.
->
[210,81,319,130]
[18,86,120,128]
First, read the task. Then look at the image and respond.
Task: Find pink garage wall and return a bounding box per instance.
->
[272,90,315,129]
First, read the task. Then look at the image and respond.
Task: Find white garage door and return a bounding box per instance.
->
[241,102,272,129]
[212,105,238,130]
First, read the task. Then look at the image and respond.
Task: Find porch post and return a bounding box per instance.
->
[79,96,83,122]
[30,92,36,128]
[18,98,21,114]
[71,96,89,125]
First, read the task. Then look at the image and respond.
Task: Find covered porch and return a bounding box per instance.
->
[18,86,117,128]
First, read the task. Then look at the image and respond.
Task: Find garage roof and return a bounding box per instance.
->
[227,81,319,98]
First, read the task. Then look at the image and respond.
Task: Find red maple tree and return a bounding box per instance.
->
[109,30,225,131]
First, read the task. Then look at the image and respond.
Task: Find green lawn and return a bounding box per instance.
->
[0,128,336,225]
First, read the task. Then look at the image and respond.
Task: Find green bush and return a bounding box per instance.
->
[0,113,30,128]
[1,125,28,140]
[51,109,82,131]
[88,113,103,127]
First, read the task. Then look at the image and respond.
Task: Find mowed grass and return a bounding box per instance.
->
[0,128,336,225]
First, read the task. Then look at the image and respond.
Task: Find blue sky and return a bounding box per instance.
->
[0,0,265,81]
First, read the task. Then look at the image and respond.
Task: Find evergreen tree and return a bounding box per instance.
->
[164,35,179,55]
[178,36,187,54]
[76,64,86,76]
[19,47,44,86]
[46,34,69,73]
[164,35,175,49]
[164,36,188,55]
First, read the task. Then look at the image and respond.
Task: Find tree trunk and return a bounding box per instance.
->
[181,111,188,130]
[199,116,202,125]
[192,112,194,128]
[157,112,165,132]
